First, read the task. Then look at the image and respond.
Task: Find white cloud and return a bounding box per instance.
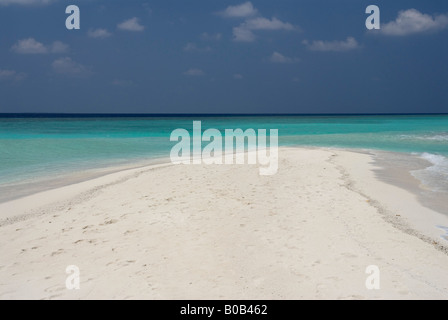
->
[381,9,448,36]
[270,52,300,63]
[11,38,68,54]
[233,26,256,42]
[50,41,69,53]
[142,3,152,15]
[12,38,47,54]
[183,43,196,52]
[233,74,243,79]
[244,17,295,31]
[233,17,297,42]
[183,68,205,76]
[218,2,297,42]
[52,57,91,76]
[117,17,144,32]
[0,69,26,81]
[183,42,211,52]
[88,28,112,39]
[303,37,360,52]
[219,2,257,18]
[0,0,53,5]
[201,32,222,41]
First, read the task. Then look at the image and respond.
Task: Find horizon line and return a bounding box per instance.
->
[1,113,448,118]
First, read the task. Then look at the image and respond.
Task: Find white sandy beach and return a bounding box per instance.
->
[1,147,448,299]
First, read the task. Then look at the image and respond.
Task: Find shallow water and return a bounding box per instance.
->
[0,114,447,203]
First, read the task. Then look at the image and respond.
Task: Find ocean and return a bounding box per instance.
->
[0,114,447,203]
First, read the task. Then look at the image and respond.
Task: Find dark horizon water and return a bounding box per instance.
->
[1,113,447,118]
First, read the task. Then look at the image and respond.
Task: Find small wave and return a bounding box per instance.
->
[437,226,448,242]
[399,133,448,142]
[411,153,448,193]
[421,152,448,165]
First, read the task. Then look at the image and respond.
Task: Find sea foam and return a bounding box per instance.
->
[399,133,448,142]
[411,153,448,192]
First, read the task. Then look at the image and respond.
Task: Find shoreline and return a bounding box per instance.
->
[0,161,174,226]
[370,150,448,218]
[0,156,172,204]
[330,149,448,251]
[1,146,448,244]
[1,146,448,299]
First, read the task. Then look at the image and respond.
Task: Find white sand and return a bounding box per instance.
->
[1,147,448,300]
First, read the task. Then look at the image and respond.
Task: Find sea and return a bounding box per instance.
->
[0,114,447,208]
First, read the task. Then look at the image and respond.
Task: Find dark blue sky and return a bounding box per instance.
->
[0,0,447,113]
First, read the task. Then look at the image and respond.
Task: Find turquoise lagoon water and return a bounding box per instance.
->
[0,115,447,199]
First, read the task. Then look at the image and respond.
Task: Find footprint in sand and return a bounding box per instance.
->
[44,285,65,293]
[50,249,64,256]
[116,260,137,268]
[101,219,118,226]
[106,259,119,266]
